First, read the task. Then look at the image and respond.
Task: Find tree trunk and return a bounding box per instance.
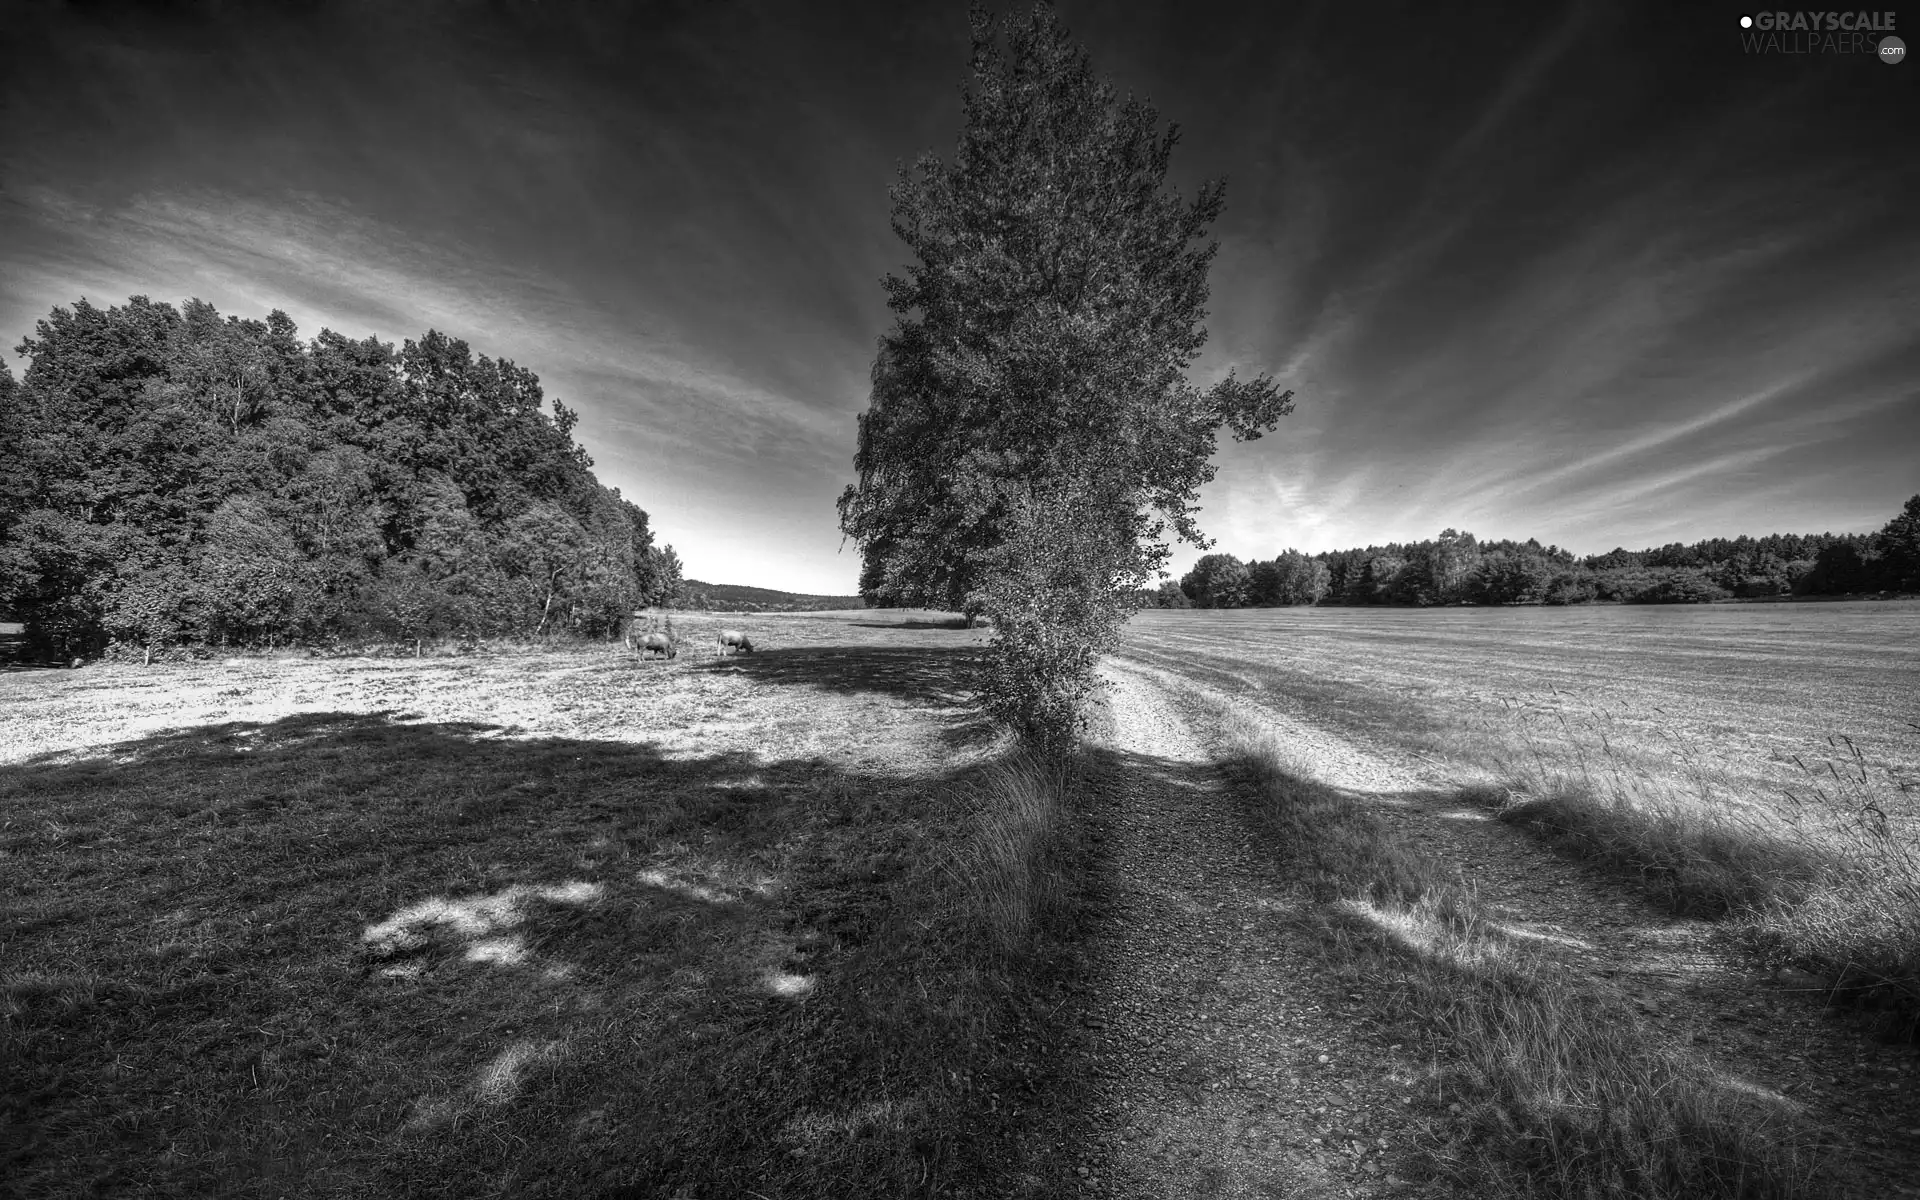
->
[537,578,558,635]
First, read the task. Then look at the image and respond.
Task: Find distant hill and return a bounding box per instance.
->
[674,581,867,612]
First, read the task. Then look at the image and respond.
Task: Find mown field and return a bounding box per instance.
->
[1121,602,1912,764]
[1119,600,1920,1016]
[0,611,1101,1199]
[1117,602,1919,789]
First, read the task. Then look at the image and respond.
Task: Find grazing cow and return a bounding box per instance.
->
[717,629,754,656]
[640,632,677,659]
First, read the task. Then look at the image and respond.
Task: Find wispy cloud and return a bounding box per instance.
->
[4,1,1913,590]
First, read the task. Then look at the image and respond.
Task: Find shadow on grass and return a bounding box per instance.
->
[0,708,1075,1199]
[1207,743,1845,1200]
[705,644,997,749]
[997,744,1230,1185]
[845,619,974,631]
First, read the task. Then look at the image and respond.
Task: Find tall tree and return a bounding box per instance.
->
[1875,494,1920,592]
[1422,528,1480,605]
[838,3,1292,747]
[1180,553,1251,609]
[1272,549,1329,605]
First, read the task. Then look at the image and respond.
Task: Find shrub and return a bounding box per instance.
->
[1627,567,1730,604]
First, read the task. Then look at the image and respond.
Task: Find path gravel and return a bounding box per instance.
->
[1061,662,1448,1199]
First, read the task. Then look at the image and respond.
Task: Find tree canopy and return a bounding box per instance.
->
[838,3,1292,748]
[0,296,681,659]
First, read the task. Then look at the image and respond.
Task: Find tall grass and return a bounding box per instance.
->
[938,750,1076,963]
[1216,714,1837,1199]
[1462,702,1920,1023]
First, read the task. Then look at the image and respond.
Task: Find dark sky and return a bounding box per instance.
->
[4,0,1915,591]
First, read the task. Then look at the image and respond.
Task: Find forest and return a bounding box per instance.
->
[0,295,683,660]
[1160,497,1920,608]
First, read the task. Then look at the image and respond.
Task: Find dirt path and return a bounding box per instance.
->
[1063,662,1447,1199]
[1069,656,1920,1199]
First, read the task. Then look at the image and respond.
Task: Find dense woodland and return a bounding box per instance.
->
[0,296,683,660]
[1160,497,1920,608]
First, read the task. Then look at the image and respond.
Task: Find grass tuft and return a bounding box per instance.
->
[1466,709,1920,1027]
[1211,709,1839,1200]
[938,751,1075,964]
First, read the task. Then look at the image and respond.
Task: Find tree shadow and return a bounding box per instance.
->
[703,645,998,750]
[844,618,973,631]
[995,743,1231,1192]
[0,707,1053,1199]
[703,645,976,705]
[0,630,66,672]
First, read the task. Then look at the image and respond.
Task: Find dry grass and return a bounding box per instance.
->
[0,614,1088,1198]
[1211,710,1838,1199]
[939,751,1076,964]
[1463,705,1920,1026]
[1117,606,1920,1030]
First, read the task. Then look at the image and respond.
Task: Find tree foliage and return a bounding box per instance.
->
[0,296,682,659]
[1180,553,1251,609]
[838,3,1292,750]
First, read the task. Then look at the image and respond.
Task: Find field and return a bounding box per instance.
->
[1119,601,1920,1013]
[1116,602,1920,795]
[0,611,989,770]
[1107,602,1920,1197]
[6,601,1918,1198]
[1,611,1104,1199]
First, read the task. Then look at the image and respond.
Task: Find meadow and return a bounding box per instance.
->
[1119,601,1920,1015]
[6,600,1915,1198]
[0,612,1100,1199]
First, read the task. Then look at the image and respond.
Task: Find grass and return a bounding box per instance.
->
[0,624,1085,1198]
[1118,606,1920,1033]
[1202,702,1839,1200]
[1466,709,1920,1028]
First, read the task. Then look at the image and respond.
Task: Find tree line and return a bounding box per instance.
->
[1159,499,1920,608]
[0,296,683,661]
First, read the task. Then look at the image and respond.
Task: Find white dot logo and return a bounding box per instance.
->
[1740,14,1753,27]
[1881,35,1907,64]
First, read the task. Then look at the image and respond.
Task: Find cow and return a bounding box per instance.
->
[640,632,677,659]
[717,629,754,656]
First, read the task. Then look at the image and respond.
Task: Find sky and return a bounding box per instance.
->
[3,0,1916,592]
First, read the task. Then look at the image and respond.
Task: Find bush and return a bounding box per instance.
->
[1627,567,1730,604]
[102,563,202,664]
[1541,569,1596,606]
[975,481,1136,757]
[1180,553,1251,608]
[1153,580,1191,608]
[362,565,470,654]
